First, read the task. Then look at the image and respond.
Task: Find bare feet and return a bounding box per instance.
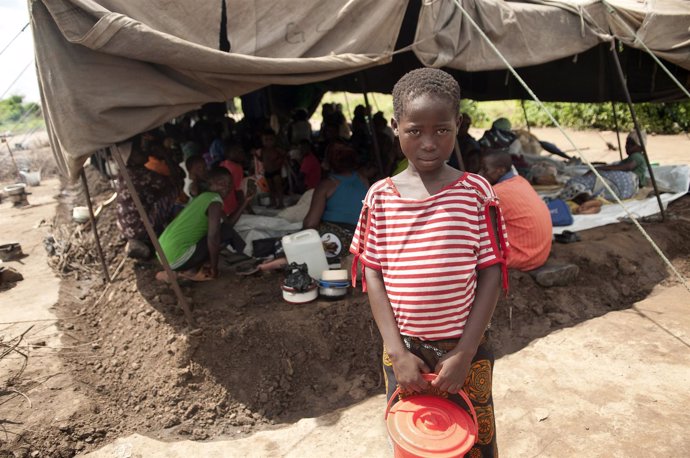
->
[155,270,175,283]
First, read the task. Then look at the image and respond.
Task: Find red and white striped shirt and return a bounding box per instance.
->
[350,173,508,341]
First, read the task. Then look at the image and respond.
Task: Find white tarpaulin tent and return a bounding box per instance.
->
[30,0,690,178]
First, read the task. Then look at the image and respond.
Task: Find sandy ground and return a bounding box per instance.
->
[87,282,690,457]
[0,179,88,447]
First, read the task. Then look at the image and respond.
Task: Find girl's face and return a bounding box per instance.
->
[392,94,459,174]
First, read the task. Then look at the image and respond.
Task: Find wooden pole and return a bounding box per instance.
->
[359,74,385,178]
[111,145,195,326]
[610,41,665,221]
[2,137,21,180]
[611,101,624,161]
[80,169,111,283]
[520,99,531,133]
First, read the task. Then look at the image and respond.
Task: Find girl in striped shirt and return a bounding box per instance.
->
[350,68,508,456]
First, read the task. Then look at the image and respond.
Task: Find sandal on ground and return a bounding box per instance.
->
[179,268,214,282]
[554,230,580,244]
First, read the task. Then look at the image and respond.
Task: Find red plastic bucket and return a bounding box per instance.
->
[385,374,478,458]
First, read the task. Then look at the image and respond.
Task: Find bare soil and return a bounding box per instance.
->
[2,167,690,457]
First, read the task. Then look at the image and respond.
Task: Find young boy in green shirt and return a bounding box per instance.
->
[157,167,251,282]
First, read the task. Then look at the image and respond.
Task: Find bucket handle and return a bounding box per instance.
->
[384,373,478,432]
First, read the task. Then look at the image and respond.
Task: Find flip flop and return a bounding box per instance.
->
[179,269,214,282]
[554,230,580,244]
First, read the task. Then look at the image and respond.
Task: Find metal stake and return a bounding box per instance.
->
[80,168,111,283]
[111,145,195,326]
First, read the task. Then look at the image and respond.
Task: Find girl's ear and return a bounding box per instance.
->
[391,118,399,136]
[456,113,462,130]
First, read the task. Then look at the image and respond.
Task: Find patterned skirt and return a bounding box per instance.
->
[383,335,498,458]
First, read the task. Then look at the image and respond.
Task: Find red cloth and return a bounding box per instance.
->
[300,153,322,190]
[219,160,244,191]
[494,175,552,271]
[219,160,244,215]
[350,173,508,340]
[144,156,170,176]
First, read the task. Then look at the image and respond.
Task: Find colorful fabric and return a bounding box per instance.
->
[158,192,222,268]
[115,166,180,241]
[350,173,509,340]
[494,174,552,271]
[383,334,497,457]
[322,173,368,227]
[566,171,639,201]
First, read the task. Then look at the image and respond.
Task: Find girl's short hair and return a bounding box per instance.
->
[392,68,461,120]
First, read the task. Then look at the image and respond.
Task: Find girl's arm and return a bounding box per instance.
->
[432,209,503,393]
[366,267,430,393]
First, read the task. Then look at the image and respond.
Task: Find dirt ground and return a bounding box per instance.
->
[1,130,689,457]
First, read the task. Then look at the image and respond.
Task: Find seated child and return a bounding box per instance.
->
[350,68,508,457]
[297,140,322,191]
[157,167,248,282]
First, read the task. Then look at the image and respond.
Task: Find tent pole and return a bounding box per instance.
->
[610,101,623,161]
[359,74,384,178]
[80,168,111,283]
[111,145,196,326]
[610,41,665,221]
[2,139,21,180]
[520,100,530,133]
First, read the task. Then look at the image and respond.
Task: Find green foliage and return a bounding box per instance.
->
[460,99,488,126]
[0,95,43,134]
[512,100,690,134]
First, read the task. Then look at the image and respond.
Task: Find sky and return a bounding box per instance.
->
[0,0,40,102]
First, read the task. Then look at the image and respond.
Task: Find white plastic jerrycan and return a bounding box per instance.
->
[282,229,329,280]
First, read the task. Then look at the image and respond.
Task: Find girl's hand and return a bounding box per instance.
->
[391,351,430,393]
[431,351,473,394]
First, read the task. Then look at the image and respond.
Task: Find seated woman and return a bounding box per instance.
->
[116,135,183,259]
[303,142,369,250]
[560,130,647,202]
[247,142,368,274]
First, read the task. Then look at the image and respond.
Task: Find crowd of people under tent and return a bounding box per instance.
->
[89,97,653,283]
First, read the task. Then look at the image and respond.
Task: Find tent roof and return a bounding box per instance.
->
[31,0,690,178]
